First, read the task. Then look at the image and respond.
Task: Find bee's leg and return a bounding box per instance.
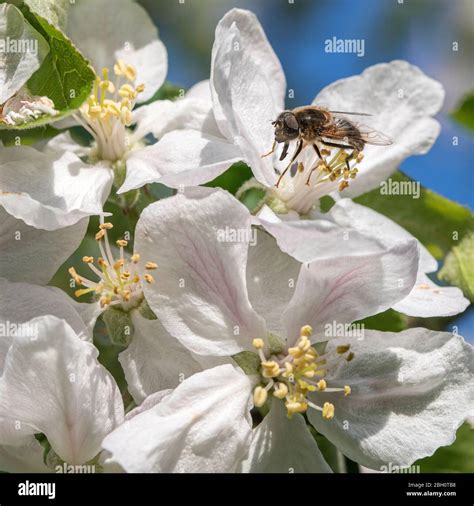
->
[261,140,276,158]
[279,141,289,161]
[312,143,323,160]
[275,139,303,188]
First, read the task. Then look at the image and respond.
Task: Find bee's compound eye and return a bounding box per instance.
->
[283,113,299,131]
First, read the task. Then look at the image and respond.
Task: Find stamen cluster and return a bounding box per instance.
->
[69,222,157,311]
[252,325,352,420]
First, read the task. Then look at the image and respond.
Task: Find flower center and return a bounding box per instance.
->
[69,221,157,312]
[76,60,144,162]
[272,148,364,215]
[252,325,352,419]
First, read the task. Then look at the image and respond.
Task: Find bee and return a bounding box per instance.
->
[263,106,392,187]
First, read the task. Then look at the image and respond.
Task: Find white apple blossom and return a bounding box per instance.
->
[115,8,467,319]
[0,0,171,232]
[0,285,124,472]
[102,187,473,473]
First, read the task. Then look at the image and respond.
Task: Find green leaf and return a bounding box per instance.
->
[439,232,474,301]
[206,161,253,195]
[355,309,408,333]
[232,350,261,376]
[0,2,95,129]
[355,171,474,261]
[451,90,474,132]
[0,123,59,145]
[416,423,474,473]
[23,0,68,30]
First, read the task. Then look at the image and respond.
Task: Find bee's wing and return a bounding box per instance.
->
[354,122,393,145]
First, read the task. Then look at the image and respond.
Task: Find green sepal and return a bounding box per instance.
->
[102,306,134,347]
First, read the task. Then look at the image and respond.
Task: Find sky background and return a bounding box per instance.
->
[138,0,474,340]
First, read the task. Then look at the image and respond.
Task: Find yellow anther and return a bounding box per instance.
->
[116,239,128,248]
[283,362,294,377]
[339,180,349,192]
[113,59,127,76]
[344,385,351,396]
[121,271,131,279]
[131,253,140,263]
[135,83,145,93]
[350,168,358,179]
[119,84,136,98]
[68,267,82,284]
[297,335,311,352]
[82,256,94,264]
[99,222,114,230]
[95,285,104,293]
[261,360,280,378]
[99,296,112,308]
[144,273,154,284]
[253,386,268,407]
[121,107,133,126]
[321,148,331,156]
[322,402,335,420]
[300,325,313,337]
[74,287,93,297]
[124,64,137,82]
[356,152,364,162]
[114,259,125,270]
[122,290,131,302]
[273,383,288,399]
[145,261,158,270]
[95,229,106,241]
[98,257,108,268]
[336,344,351,354]
[285,401,308,416]
[317,379,327,391]
[252,338,264,350]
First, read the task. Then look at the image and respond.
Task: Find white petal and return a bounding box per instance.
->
[211,13,279,186]
[211,8,285,139]
[119,312,203,404]
[44,131,91,158]
[0,315,124,464]
[393,272,469,318]
[0,278,93,374]
[239,400,332,473]
[307,328,474,469]
[327,199,437,273]
[255,206,387,264]
[0,145,113,230]
[133,99,220,146]
[102,365,253,472]
[0,207,88,284]
[187,79,212,102]
[0,438,50,473]
[118,130,241,193]
[284,241,419,345]
[246,229,301,338]
[67,0,167,101]
[314,60,445,197]
[326,200,469,317]
[135,187,266,356]
[0,4,49,103]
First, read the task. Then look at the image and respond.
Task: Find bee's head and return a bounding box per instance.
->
[272,111,299,142]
